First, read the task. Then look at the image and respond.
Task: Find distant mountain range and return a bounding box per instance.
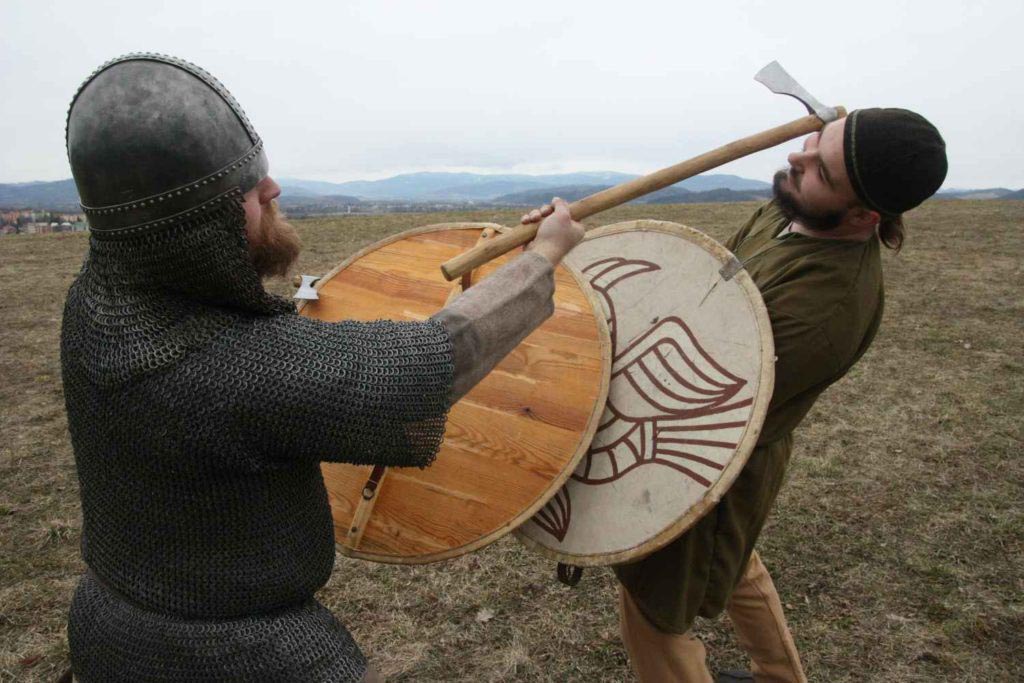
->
[935,187,1021,200]
[1,173,1021,211]
[277,171,772,202]
[0,179,80,211]
[0,172,770,210]
[490,184,772,206]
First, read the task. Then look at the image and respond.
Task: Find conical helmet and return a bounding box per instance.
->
[66,53,268,232]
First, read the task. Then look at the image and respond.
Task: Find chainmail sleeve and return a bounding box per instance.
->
[179,314,455,469]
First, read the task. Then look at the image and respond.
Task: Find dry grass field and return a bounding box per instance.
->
[1,199,1021,682]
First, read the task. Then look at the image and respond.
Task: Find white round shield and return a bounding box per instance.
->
[516,220,774,566]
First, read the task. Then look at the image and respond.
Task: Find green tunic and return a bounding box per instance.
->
[614,201,885,633]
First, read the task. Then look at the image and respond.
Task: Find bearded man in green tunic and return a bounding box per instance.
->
[613,108,948,683]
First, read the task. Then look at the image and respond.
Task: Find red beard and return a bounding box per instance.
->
[248,199,301,279]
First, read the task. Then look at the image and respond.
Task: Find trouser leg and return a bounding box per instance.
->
[618,585,713,683]
[724,551,807,683]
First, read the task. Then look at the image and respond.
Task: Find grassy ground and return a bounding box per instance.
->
[1,200,1021,681]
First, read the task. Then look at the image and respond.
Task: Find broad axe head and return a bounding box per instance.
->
[755,61,840,124]
[293,274,320,300]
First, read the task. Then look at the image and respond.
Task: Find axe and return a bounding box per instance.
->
[440,61,844,281]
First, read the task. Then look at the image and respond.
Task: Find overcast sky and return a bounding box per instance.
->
[2,0,1021,189]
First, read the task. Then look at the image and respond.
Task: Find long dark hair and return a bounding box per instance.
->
[878,213,905,251]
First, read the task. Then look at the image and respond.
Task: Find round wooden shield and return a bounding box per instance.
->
[516,220,774,566]
[298,223,610,564]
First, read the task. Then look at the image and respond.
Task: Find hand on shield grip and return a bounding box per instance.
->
[522,197,585,266]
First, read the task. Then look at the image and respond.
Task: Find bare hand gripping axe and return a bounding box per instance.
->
[440,61,845,281]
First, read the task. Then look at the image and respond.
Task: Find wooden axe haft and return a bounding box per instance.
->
[440,62,843,281]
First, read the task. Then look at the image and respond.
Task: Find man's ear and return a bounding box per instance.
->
[848,206,880,229]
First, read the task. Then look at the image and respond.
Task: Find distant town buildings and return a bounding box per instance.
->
[0,210,87,235]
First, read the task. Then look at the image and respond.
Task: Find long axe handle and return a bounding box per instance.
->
[440,108,844,281]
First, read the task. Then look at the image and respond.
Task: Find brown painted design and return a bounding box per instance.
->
[531,487,571,542]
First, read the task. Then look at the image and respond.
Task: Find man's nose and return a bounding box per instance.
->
[788,149,811,168]
[260,177,281,204]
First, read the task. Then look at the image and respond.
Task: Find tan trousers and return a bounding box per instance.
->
[618,551,807,683]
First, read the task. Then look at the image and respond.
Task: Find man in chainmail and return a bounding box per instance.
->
[61,53,583,682]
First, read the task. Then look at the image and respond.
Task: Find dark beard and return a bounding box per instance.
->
[772,169,845,232]
[250,200,302,279]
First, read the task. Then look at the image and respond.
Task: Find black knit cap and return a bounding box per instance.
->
[843,108,947,215]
